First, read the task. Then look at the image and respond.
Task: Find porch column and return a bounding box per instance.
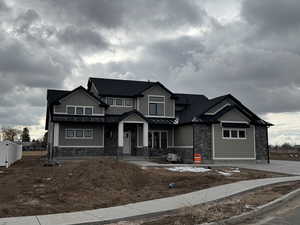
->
[143,122,148,147]
[53,123,59,147]
[118,121,124,147]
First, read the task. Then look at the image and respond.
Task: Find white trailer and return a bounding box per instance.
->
[0,141,22,168]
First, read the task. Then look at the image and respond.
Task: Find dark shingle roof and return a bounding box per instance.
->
[175,93,211,124]
[47,86,107,107]
[88,77,174,97]
[47,89,70,105]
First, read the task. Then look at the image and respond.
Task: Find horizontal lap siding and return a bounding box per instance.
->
[213,124,255,159]
[139,85,175,117]
[174,125,193,146]
[54,90,104,114]
[59,123,104,147]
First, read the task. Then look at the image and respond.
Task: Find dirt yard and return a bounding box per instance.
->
[113,181,300,225]
[0,156,285,218]
[271,151,300,161]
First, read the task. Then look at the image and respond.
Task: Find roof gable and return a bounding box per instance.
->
[47,86,107,107]
[88,77,175,98]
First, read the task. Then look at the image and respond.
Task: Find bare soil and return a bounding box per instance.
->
[114,181,300,225]
[270,152,300,161]
[0,156,284,218]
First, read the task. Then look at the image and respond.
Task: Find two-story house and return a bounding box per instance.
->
[46,77,272,163]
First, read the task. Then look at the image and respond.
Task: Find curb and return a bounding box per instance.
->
[201,187,300,225]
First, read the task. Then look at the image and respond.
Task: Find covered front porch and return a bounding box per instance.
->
[118,120,148,156]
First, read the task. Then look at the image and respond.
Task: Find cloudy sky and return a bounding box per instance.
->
[0,0,299,145]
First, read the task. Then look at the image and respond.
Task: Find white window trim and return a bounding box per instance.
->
[148,95,165,117]
[222,128,247,140]
[148,130,169,149]
[54,105,104,116]
[105,97,133,107]
[66,105,95,116]
[65,128,94,139]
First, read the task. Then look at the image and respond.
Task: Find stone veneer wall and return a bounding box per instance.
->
[193,123,212,161]
[255,126,268,161]
[53,147,105,157]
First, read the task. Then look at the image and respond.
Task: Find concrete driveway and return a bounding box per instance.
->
[130,160,300,175]
[235,160,300,176]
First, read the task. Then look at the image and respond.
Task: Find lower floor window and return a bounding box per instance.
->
[222,128,246,139]
[148,131,168,149]
[65,129,93,139]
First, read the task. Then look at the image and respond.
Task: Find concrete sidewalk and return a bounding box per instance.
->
[1,176,300,225]
[130,160,300,176]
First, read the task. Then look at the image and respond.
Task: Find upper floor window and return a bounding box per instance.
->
[148,96,165,116]
[222,128,246,139]
[105,97,133,107]
[66,106,94,115]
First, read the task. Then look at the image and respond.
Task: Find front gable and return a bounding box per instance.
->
[218,108,250,123]
[139,84,175,118]
[121,112,147,123]
[53,87,105,115]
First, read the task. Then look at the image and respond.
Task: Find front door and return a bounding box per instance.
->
[123,131,131,154]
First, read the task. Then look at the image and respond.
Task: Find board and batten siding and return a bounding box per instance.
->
[139,85,175,117]
[58,123,104,147]
[54,89,105,115]
[212,109,255,159]
[174,125,193,147]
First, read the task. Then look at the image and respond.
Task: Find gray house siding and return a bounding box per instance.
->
[123,114,146,122]
[54,89,105,115]
[58,123,104,147]
[174,125,193,146]
[106,105,135,115]
[213,123,255,159]
[219,108,251,122]
[212,108,255,159]
[139,85,175,117]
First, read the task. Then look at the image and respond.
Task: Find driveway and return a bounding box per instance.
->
[235,160,300,176]
[130,160,300,176]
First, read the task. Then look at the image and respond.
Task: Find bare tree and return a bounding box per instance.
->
[1,127,21,142]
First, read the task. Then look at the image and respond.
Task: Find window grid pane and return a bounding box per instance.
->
[85,107,92,115]
[223,130,230,138]
[125,99,133,106]
[76,107,84,115]
[239,130,246,138]
[115,98,123,106]
[76,129,83,137]
[84,129,93,137]
[231,130,238,138]
[67,106,75,115]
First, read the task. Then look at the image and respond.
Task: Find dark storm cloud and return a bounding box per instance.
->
[242,0,300,34]
[1,0,300,140]
[25,0,206,30]
[57,26,108,52]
